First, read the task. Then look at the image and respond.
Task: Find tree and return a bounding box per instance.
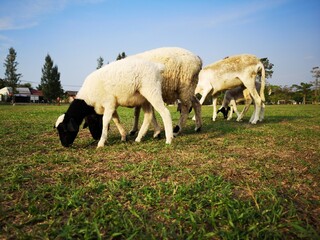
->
[18,82,32,88]
[292,82,313,104]
[3,47,22,102]
[0,78,5,89]
[39,54,63,102]
[260,57,274,79]
[311,66,320,103]
[97,56,104,69]
[116,52,127,60]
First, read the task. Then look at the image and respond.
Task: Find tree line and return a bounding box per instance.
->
[1,47,319,104]
[0,47,127,103]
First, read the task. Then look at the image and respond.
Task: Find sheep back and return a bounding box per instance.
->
[76,58,164,115]
[203,54,260,73]
[133,47,202,104]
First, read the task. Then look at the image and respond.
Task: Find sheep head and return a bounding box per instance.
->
[217,106,230,119]
[55,113,79,147]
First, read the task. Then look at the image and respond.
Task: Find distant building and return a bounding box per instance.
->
[15,87,31,102]
[65,91,77,103]
[30,89,44,103]
[0,87,44,103]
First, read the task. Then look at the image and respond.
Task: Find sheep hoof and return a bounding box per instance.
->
[97,140,105,148]
[195,127,201,132]
[129,130,137,136]
[173,125,180,134]
[121,136,127,142]
[153,131,161,139]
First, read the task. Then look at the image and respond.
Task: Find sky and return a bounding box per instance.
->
[0,0,319,91]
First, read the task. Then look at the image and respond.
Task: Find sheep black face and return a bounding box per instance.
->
[55,114,80,147]
[83,114,103,140]
[217,106,230,119]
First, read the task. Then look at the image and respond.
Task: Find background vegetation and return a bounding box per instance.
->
[0,104,319,239]
[1,47,320,105]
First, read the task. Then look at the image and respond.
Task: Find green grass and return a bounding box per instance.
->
[0,104,319,239]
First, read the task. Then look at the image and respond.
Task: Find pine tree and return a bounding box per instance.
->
[3,47,22,94]
[0,78,5,89]
[116,52,127,61]
[40,54,63,102]
[97,56,104,69]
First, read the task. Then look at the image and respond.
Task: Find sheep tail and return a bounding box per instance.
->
[258,62,266,102]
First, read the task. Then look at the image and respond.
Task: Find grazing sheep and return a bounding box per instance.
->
[55,57,173,148]
[128,47,203,137]
[217,81,265,121]
[195,54,265,124]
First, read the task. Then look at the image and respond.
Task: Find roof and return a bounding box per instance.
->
[30,89,43,96]
[15,87,31,96]
[65,91,78,96]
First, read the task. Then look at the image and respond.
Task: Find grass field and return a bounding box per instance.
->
[0,103,319,239]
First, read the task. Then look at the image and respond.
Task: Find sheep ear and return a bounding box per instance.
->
[67,118,79,132]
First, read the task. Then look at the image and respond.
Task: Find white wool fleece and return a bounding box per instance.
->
[76,58,165,115]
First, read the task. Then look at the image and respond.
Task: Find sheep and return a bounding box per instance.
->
[217,81,265,122]
[128,47,203,137]
[195,54,265,124]
[55,57,173,148]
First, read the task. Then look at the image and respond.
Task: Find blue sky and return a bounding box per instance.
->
[0,0,319,91]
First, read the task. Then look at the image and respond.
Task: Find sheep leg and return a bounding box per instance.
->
[112,110,127,141]
[192,88,211,120]
[135,103,153,143]
[175,102,190,136]
[140,88,173,144]
[245,86,261,124]
[249,104,256,123]
[97,108,114,148]
[212,98,218,121]
[152,104,173,144]
[129,106,141,136]
[259,103,265,121]
[228,99,237,120]
[191,96,202,132]
[151,108,161,138]
[236,98,252,122]
[227,105,234,120]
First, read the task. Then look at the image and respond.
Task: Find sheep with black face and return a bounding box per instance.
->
[55,57,173,148]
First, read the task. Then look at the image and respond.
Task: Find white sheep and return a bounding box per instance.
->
[55,57,173,148]
[195,54,265,124]
[217,81,265,122]
[128,47,203,137]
